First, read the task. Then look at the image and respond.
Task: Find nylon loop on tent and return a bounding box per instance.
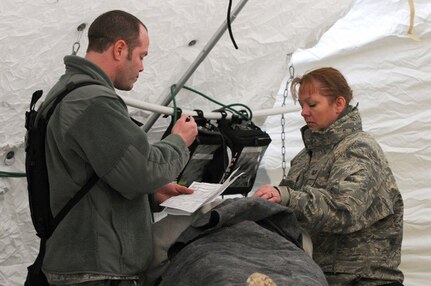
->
[71,23,86,55]
[408,0,419,41]
[281,54,294,180]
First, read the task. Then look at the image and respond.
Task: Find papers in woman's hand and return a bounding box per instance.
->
[160,169,244,216]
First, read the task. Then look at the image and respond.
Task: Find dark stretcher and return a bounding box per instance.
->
[148,197,328,286]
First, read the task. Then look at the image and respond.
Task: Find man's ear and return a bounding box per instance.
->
[113,40,127,61]
[335,96,347,114]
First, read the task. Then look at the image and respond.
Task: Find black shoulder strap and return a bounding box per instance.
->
[46,81,97,121]
[46,81,100,237]
[51,175,98,233]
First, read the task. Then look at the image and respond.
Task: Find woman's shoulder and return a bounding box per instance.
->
[336,130,386,159]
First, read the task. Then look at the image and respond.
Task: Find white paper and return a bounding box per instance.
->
[160,169,244,215]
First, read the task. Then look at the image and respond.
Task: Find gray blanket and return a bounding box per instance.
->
[158,197,328,286]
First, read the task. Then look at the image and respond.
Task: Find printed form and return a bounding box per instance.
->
[160,169,244,215]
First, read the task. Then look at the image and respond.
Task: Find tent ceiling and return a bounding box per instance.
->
[0,0,353,145]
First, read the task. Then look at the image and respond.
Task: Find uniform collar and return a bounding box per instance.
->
[301,105,362,151]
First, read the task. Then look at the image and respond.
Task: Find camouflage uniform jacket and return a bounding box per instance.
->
[277,106,404,285]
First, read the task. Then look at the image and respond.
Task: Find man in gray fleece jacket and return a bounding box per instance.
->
[39,10,197,286]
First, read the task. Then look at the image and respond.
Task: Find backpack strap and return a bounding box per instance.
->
[46,81,96,121]
[51,175,99,235]
[45,81,101,238]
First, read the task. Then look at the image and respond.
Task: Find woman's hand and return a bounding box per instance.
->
[253,184,281,203]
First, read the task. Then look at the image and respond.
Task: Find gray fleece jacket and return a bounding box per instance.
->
[40,56,190,277]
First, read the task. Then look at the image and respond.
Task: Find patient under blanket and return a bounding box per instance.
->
[152,197,328,286]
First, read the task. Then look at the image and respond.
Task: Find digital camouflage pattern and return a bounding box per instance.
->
[278,106,404,285]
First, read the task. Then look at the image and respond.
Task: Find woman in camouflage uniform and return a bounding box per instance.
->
[255,67,404,286]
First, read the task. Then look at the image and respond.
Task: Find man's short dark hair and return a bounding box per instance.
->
[87,10,147,58]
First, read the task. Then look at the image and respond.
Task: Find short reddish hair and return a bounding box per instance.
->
[290,67,353,104]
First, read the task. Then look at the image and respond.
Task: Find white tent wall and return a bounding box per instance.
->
[260,0,431,285]
[0,0,353,141]
[0,1,356,285]
[1,0,429,285]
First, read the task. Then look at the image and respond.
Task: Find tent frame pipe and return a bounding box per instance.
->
[122,95,289,120]
[143,0,249,132]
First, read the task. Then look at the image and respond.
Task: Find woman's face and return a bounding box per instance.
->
[298,82,345,131]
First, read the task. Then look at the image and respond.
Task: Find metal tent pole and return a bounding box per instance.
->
[122,95,289,120]
[143,0,249,132]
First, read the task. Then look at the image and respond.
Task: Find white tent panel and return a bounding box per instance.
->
[0,0,353,144]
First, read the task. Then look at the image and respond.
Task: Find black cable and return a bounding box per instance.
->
[227,0,239,49]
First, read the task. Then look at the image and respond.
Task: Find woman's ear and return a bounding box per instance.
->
[335,96,347,114]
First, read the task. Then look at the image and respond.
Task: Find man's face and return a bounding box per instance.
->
[114,25,149,91]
